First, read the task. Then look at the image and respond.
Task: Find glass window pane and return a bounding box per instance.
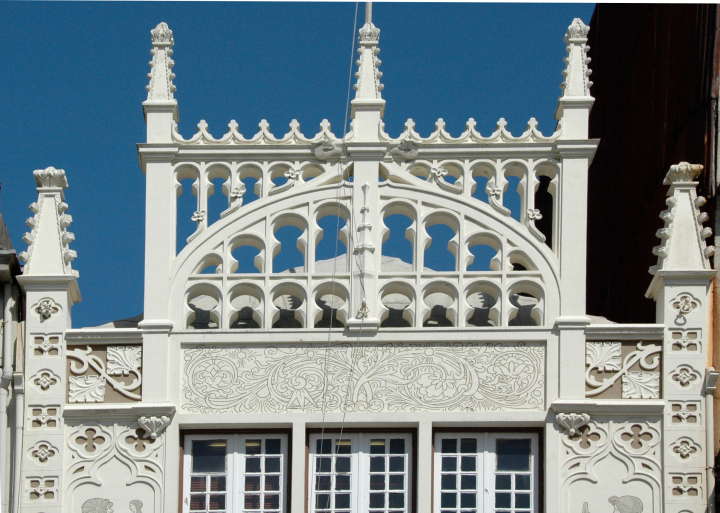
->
[496,439,531,471]
[495,474,511,490]
[209,476,225,491]
[266,438,281,454]
[208,495,225,510]
[460,438,477,453]
[315,475,331,490]
[460,456,475,471]
[388,492,404,508]
[516,474,531,490]
[190,495,206,510]
[370,474,385,490]
[265,475,280,491]
[336,439,352,454]
[370,456,385,472]
[369,493,385,508]
[266,457,281,473]
[389,456,404,472]
[315,494,331,509]
[336,475,350,490]
[316,457,331,472]
[370,439,386,454]
[317,439,332,454]
[441,439,457,453]
[460,493,476,508]
[516,493,531,508]
[245,439,261,455]
[441,493,456,508]
[441,474,456,490]
[495,493,512,508]
[245,475,260,491]
[441,457,456,471]
[264,494,280,509]
[245,494,261,509]
[390,439,405,454]
[335,494,350,508]
[389,474,404,490]
[246,457,261,473]
[192,440,226,473]
[190,476,205,492]
[335,456,351,473]
[460,475,476,490]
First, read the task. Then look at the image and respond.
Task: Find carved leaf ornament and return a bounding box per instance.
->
[585,342,661,398]
[67,346,142,402]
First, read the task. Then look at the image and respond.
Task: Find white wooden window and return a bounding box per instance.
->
[308,432,413,513]
[434,433,539,513]
[183,434,288,513]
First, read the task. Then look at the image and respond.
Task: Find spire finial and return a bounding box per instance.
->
[365,2,372,24]
[145,21,177,102]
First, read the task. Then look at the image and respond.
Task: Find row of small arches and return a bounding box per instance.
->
[184,280,544,329]
[191,205,539,275]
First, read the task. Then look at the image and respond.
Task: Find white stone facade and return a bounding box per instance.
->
[4,6,718,513]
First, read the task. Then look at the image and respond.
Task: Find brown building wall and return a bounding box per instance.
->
[587,4,717,322]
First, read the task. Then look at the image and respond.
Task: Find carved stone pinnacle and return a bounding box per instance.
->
[663,162,703,185]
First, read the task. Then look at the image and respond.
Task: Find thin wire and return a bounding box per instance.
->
[316,5,360,499]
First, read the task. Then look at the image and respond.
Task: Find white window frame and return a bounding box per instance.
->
[308,432,414,513]
[183,433,289,513]
[433,432,539,513]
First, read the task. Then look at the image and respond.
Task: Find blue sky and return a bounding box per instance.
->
[0,2,594,327]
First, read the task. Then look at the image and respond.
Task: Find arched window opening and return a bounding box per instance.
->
[272,219,307,273]
[207,176,229,225]
[194,255,222,275]
[314,288,347,328]
[302,164,324,182]
[508,284,543,327]
[237,165,262,206]
[382,212,414,271]
[466,235,501,272]
[534,175,554,244]
[229,285,262,329]
[472,175,490,203]
[272,285,305,328]
[230,236,264,274]
[380,283,414,328]
[504,175,523,221]
[424,213,459,272]
[423,285,456,327]
[186,285,221,329]
[315,214,348,268]
[466,283,499,327]
[175,171,199,253]
[512,263,528,271]
[508,251,536,272]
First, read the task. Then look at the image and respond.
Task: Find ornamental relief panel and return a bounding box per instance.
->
[65,419,165,513]
[585,341,661,399]
[182,342,545,414]
[556,414,662,513]
[66,345,142,403]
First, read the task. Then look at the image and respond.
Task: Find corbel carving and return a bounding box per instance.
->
[137,415,171,441]
[556,412,591,437]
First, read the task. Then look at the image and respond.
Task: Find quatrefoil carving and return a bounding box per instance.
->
[74,428,106,453]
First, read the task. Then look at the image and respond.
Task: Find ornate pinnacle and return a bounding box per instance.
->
[150,22,174,46]
[33,167,68,189]
[663,162,703,185]
[359,21,380,45]
[145,21,176,102]
[566,18,590,40]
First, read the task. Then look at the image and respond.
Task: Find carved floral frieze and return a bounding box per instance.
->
[67,345,142,403]
[183,343,545,413]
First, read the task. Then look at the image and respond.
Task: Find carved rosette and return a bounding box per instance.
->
[33,297,61,321]
[671,293,699,325]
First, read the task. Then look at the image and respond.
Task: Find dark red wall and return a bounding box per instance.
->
[587,4,717,322]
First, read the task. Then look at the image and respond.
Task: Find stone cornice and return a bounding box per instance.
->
[63,403,176,420]
[585,323,664,340]
[65,328,143,344]
[553,139,599,158]
[550,399,665,415]
[16,274,81,303]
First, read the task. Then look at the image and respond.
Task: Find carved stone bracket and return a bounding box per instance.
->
[556,412,591,437]
[137,415,172,441]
